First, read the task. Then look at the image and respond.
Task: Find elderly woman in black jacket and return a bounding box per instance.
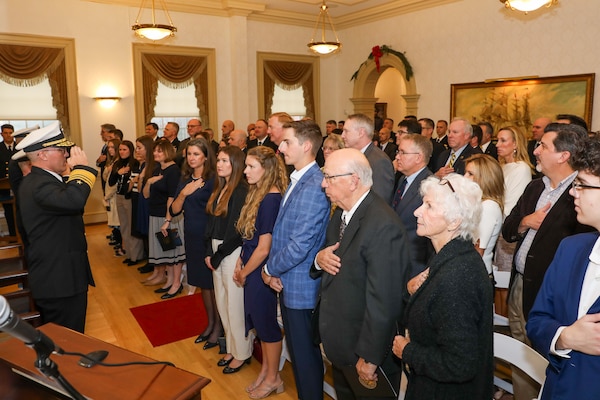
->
[393,173,493,400]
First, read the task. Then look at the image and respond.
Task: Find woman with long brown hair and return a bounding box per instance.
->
[170,138,222,346]
[205,146,251,373]
[233,146,288,397]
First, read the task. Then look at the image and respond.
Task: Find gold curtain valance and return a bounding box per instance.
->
[0,45,64,86]
[264,60,312,91]
[142,53,207,89]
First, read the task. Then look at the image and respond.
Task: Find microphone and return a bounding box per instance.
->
[0,295,62,355]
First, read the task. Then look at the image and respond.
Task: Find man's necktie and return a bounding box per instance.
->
[339,216,347,241]
[392,178,408,209]
[448,152,456,168]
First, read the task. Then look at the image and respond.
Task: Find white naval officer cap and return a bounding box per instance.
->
[16,121,75,153]
[11,125,40,139]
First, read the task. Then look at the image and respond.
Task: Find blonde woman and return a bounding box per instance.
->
[233,146,288,398]
[464,154,505,275]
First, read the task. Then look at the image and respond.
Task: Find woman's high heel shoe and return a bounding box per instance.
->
[154,285,171,293]
[222,357,251,374]
[248,382,284,399]
[160,284,183,299]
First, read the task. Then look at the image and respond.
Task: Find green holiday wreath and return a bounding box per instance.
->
[350,45,413,81]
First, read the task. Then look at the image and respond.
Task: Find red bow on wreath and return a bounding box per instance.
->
[372,45,383,73]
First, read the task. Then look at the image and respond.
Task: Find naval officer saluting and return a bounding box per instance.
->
[17,122,97,333]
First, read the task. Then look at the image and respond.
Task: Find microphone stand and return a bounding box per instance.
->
[29,333,85,400]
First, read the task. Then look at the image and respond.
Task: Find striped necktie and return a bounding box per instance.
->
[448,152,456,168]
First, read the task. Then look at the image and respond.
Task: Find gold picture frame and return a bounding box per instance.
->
[450,73,595,135]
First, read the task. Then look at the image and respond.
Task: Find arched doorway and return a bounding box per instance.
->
[351,53,419,120]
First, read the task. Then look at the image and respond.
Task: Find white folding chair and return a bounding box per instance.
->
[493,332,548,398]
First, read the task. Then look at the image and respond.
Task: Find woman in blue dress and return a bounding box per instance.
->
[170,138,222,346]
[233,146,288,398]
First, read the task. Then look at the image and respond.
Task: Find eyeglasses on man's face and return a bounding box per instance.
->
[571,180,600,195]
[321,167,353,182]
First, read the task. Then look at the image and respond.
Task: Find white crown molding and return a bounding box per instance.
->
[85,0,459,28]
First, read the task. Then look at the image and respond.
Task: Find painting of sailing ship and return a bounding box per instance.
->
[451,74,594,137]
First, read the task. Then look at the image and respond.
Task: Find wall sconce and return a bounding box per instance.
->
[93,96,121,108]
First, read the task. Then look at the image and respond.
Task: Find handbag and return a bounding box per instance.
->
[155,228,182,251]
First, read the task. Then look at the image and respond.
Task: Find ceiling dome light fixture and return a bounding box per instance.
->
[500,0,558,14]
[132,0,177,41]
[307,1,341,55]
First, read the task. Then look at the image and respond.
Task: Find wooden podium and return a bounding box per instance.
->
[0,323,210,399]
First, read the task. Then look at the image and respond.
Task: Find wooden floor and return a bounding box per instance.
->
[84,223,334,399]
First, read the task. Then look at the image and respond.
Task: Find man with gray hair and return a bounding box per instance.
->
[227,129,248,153]
[393,134,435,277]
[315,148,409,398]
[434,118,481,177]
[341,113,394,204]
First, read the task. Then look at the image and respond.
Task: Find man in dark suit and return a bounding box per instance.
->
[502,122,592,400]
[248,119,278,151]
[315,148,410,399]
[392,134,435,277]
[418,118,445,172]
[528,117,551,178]
[342,114,395,204]
[17,122,98,333]
[0,124,17,236]
[527,136,600,400]
[434,118,482,177]
[435,119,449,149]
[162,121,180,150]
[479,122,498,160]
[262,120,330,400]
[378,127,397,160]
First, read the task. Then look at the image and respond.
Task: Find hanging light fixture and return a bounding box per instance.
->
[307,1,341,55]
[132,0,177,41]
[500,0,558,14]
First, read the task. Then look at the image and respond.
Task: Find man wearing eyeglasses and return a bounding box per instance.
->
[392,134,435,278]
[502,122,592,400]
[315,148,409,398]
[17,121,97,333]
[175,118,203,166]
[527,135,600,400]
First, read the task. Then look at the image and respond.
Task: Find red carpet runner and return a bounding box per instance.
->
[130,293,207,347]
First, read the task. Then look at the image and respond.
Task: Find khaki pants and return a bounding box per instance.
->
[211,239,252,360]
[507,274,541,400]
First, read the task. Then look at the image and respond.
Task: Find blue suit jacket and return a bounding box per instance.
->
[268,163,329,309]
[527,233,600,400]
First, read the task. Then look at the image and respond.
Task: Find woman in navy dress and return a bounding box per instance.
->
[143,140,186,299]
[170,138,222,346]
[233,146,288,398]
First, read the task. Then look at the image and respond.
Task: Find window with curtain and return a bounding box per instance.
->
[257,52,320,122]
[133,45,217,136]
[0,43,71,136]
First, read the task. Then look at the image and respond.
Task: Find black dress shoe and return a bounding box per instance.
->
[222,358,251,374]
[160,285,183,299]
[138,264,154,273]
[194,334,210,344]
[122,258,131,264]
[203,341,218,350]
[217,357,233,367]
[154,285,171,294]
[127,260,140,266]
[109,240,119,246]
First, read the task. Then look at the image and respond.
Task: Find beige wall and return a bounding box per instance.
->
[1,0,599,222]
